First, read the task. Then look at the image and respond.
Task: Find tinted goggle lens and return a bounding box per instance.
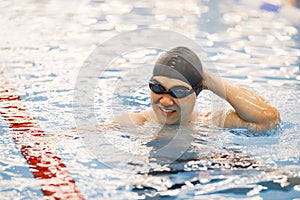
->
[149,81,194,98]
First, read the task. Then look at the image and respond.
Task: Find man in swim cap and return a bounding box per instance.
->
[114,46,280,133]
[148,46,203,125]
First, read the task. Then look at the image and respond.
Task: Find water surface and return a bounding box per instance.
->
[0,0,299,199]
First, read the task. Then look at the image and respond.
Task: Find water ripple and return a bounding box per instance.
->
[0,0,300,199]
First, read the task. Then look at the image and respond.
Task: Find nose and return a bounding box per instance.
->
[159,95,174,106]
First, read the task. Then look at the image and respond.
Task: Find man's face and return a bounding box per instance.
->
[150,76,196,125]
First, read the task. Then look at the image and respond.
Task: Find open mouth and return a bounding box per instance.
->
[159,107,176,117]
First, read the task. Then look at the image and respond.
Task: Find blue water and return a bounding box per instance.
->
[0,0,300,199]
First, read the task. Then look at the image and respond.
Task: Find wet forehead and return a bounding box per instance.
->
[152,76,192,89]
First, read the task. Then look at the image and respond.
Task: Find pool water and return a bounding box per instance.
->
[1,0,300,199]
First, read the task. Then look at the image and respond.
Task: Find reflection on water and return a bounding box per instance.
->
[80,122,299,199]
[0,0,300,199]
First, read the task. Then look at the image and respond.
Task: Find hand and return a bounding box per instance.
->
[200,67,209,90]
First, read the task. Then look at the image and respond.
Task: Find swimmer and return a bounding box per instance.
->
[114,46,281,133]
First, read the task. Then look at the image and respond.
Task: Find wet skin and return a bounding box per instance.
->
[112,67,280,133]
[150,76,197,125]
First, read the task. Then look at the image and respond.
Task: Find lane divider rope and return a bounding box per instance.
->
[0,74,84,200]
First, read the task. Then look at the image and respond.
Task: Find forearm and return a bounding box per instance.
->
[203,70,280,126]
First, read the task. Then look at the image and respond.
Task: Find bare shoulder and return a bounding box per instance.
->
[112,110,152,126]
[194,109,231,127]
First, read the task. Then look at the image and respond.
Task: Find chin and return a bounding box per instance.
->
[153,107,181,125]
[164,121,179,125]
[157,117,180,125]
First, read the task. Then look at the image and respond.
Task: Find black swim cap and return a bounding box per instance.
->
[152,46,203,96]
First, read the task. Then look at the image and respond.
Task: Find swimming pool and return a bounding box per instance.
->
[0,0,300,199]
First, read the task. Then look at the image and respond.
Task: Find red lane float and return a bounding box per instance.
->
[0,74,84,200]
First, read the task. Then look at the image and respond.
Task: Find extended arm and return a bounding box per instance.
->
[202,69,280,132]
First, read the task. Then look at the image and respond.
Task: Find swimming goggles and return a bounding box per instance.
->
[149,80,194,98]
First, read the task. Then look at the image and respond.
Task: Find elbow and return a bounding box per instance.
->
[263,108,281,130]
[269,108,281,124]
[249,109,281,133]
